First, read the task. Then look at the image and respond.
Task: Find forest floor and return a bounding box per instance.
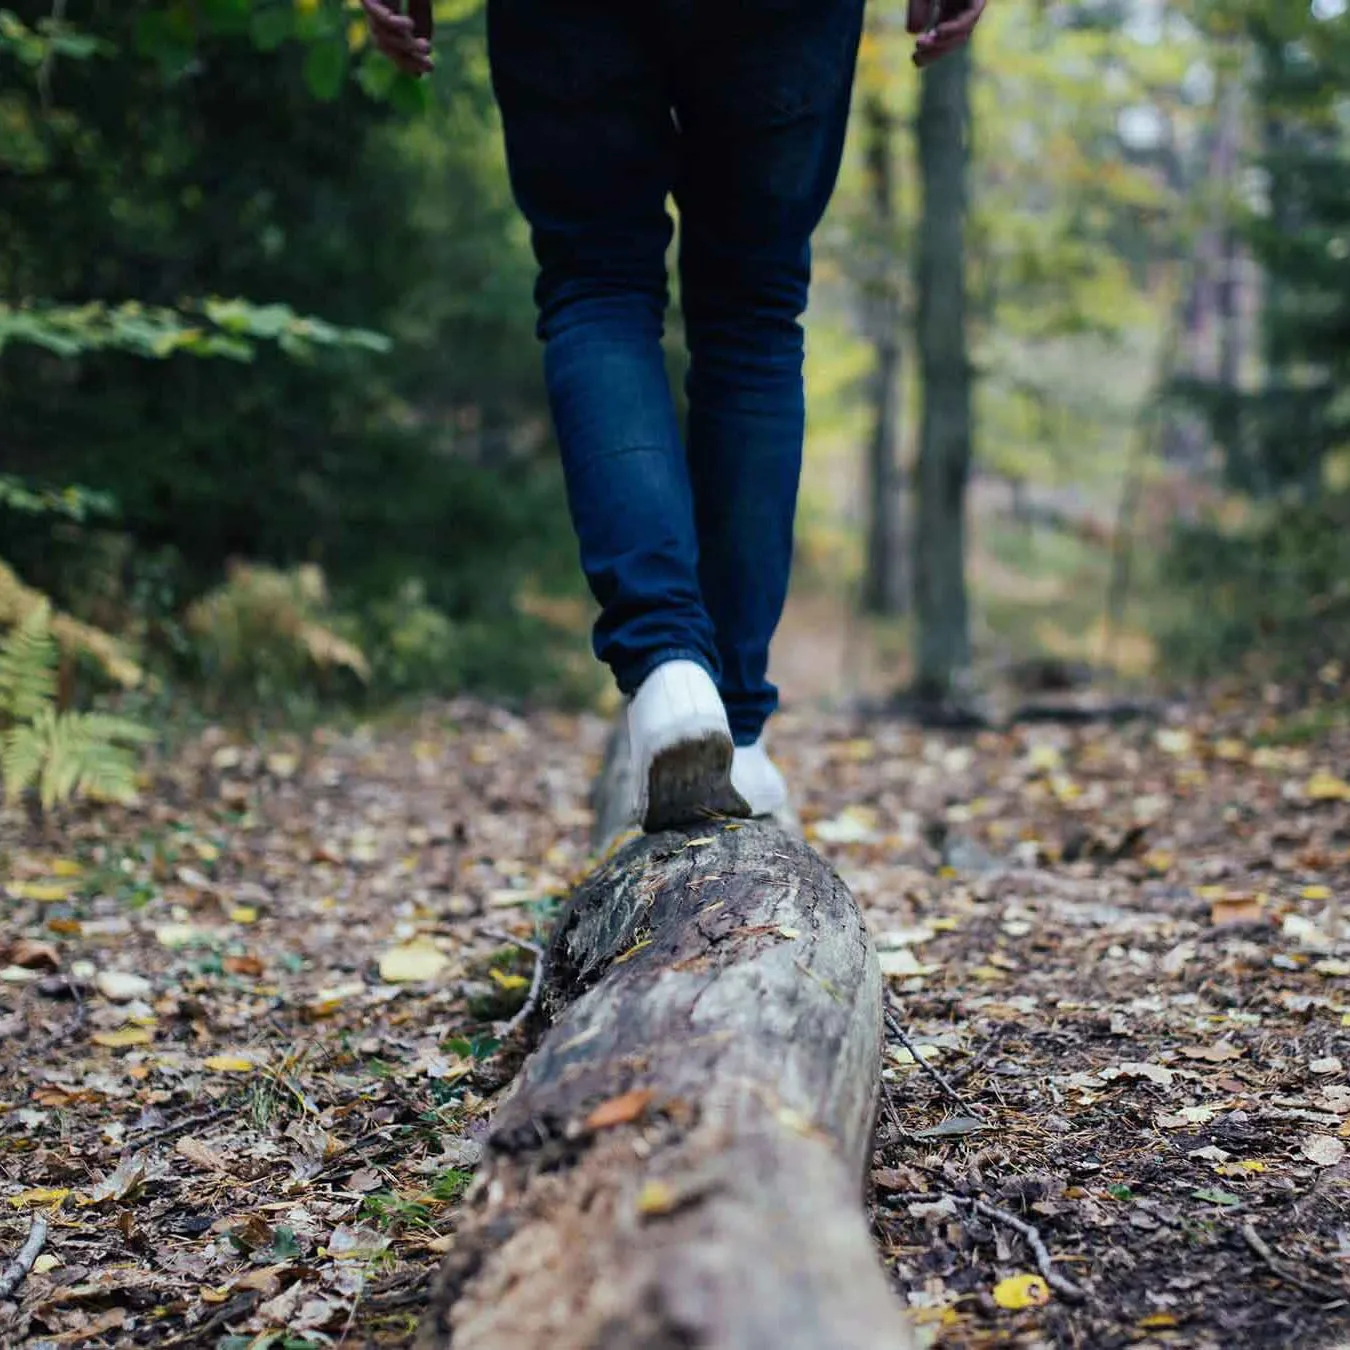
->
[2,662,1349,1348]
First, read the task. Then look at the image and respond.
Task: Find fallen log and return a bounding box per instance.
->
[420,819,911,1350]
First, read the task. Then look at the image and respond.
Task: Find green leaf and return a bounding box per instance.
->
[249,5,293,52]
[1191,1187,1241,1208]
[303,38,347,101]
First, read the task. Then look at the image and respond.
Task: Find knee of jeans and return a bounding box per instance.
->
[537,274,670,344]
[683,251,811,333]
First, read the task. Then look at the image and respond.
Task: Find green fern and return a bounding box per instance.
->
[0,602,57,722]
[0,605,154,809]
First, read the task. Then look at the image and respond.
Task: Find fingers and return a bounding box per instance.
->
[912,0,987,66]
[361,0,434,75]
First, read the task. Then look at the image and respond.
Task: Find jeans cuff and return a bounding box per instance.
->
[615,648,719,698]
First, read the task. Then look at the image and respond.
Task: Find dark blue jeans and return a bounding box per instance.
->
[488,0,864,744]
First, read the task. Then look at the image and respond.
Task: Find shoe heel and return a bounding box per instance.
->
[642,733,750,832]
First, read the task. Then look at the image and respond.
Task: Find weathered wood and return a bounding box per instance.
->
[420,822,912,1350]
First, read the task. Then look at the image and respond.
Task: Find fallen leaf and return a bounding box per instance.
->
[33,1253,61,1273]
[911,1115,987,1140]
[489,967,529,991]
[155,922,201,949]
[585,1088,654,1130]
[1301,1135,1346,1167]
[879,949,940,978]
[5,939,61,972]
[1310,1057,1343,1076]
[229,905,259,924]
[1305,770,1350,802]
[203,1054,258,1073]
[1179,1043,1244,1063]
[1105,1062,1174,1088]
[636,1179,678,1216]
[176,1136,231,1173]
[1302,885,1333,901]
[46,1308,126,1343]
[379,941,449,983]
[992,1273,1051,1309]
[92,1027,154,1049]
[1210,894,1265,926]
[5,882,72,902]
[7,1187,71,1208]
[1191,1187,1241,1207]
[95,970,153,1003]
[1137,1312,1179,1329]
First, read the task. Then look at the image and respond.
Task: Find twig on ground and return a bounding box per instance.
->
[877,1189,1086,1302]
[0,1213,49,1302]
[484,928,545,1035]
[948,1030,1005,1088]
[884,1008,978,1116]
[128,1102,236,1151]
[972,1198,1086,1302]
[1241,1221,1342,1302]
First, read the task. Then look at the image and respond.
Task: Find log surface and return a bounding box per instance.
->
[421,821,912,1350]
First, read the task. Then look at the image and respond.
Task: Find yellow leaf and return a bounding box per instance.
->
[200,1286,231,1305]
[680,836,716,850]
[92,1027,153,1049]
[489,968,529,991]
[379,942,448,983]
[993,1273,1051,1310]
[1028,744,1062,771]
[191,840,220,863]
[7,1187,70,1208]
[636,1179,677,1216]
[1156,728,1193,756]
[1238,1160,1265,1172]
[1137,1312,1179,1329]
[1302,885,1333,901]
[203,1055,258,1074]
[33,1254,60,1274]
[50,859,83,878]
[229,906,258,924]
[6,882,72,902]
[1306,770,1350,802]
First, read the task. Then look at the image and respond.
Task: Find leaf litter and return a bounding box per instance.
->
[0,682,1347,1347]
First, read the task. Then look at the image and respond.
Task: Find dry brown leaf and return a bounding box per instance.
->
[585,1088,655,1131]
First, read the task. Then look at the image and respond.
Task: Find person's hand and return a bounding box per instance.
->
[360,0,434,77]
[907,0,988,68]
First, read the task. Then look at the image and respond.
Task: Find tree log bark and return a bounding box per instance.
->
[419,820,911,1350]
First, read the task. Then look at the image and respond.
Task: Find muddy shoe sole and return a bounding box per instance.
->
[642,732,751,833]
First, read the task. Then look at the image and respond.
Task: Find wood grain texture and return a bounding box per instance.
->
[420,821,912,1350]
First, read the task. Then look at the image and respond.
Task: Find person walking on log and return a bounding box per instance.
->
[362,0,987,831]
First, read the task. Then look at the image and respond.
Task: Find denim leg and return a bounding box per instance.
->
[672,0,865,744]
[487,1,719,695]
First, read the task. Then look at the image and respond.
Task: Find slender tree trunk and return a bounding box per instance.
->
[912,50,972,699]
[861,90,908,616]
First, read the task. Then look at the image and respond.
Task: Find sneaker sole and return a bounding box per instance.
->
[642,732,751,833]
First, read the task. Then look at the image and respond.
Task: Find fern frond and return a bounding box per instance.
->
[1,709,53,803]
[40,710,147,807]
[0,602,58,722]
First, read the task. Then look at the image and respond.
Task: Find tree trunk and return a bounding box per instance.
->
[862,90,908,616]
[419,818,911,1350]
[912,50,973,699]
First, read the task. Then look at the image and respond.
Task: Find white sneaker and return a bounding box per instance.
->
[627,661,751,832]
[731,739,800,833]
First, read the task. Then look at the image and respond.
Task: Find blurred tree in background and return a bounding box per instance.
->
[1,0,1346,732]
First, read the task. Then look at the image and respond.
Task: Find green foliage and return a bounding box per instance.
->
[0,299,389,361]
[0,604,154,808]
[1161,493,1350,676]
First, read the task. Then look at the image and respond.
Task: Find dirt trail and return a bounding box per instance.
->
[1,678,1348,1347]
